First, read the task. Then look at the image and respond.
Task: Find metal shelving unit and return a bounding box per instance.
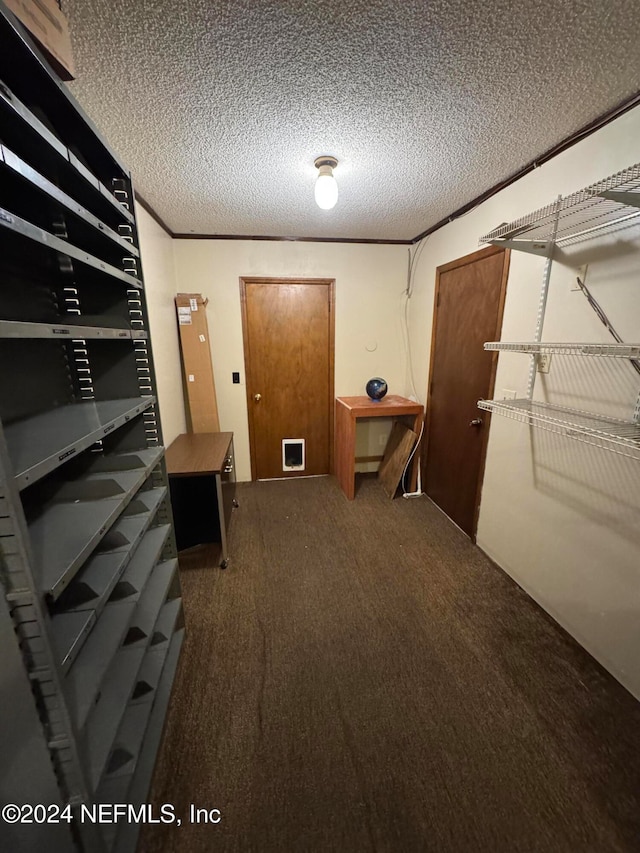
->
[5,396,155,488]
[484,341,640,359]
[0,318,148,340]
[97,627,184,852]
[0,143,140,257]
[477,399,640,460]
[0,77,136,228]
[110,526,172,601]
[480,162,640,251]
[67,600,140,729]
[54,488,167,612]
[85,644,148,789]
[30,496,132,599]
[0,207,142,287]
[479,162,640,455]
[0,5,184,852]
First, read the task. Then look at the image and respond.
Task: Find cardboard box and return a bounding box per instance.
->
[5,0,75,80]
[175,294,220,434]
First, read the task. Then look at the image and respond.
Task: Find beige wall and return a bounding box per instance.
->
[136,203,186,445]
[407,105,640,699]
[136,106,640,699]
[171,240,410,480]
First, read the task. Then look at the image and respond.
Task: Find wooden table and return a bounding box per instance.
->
[334,396,424,499]
[165,432,236,567]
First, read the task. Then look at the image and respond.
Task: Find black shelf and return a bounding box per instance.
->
[101,628,184,853]
[110,527,171,602]
[0,9,183,849]
[0,206,141,288]
[122,559,178,647]
[0,318,146,340]
[5,397,155,489]
[52,487,166,614]
[65,600,137,729]
[31,495,128,601]
[0,72,135,230]
[85,644,147,790]
[84,560,177,790]
[0,144,139,259]
[32,448,163,601]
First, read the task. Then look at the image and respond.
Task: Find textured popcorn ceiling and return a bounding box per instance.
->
[63,0,640,241]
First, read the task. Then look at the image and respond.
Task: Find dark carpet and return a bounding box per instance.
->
[141,475,640,853]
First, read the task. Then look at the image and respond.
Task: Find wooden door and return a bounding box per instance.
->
[423,246,509,539]
[240,278,335,480]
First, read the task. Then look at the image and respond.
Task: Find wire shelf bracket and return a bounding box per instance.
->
[487,238,551,257]
[480,162,640,248]
[484,341,640,358]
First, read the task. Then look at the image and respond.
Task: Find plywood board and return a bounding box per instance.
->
[378,421,417,498]
[175,294,220,433]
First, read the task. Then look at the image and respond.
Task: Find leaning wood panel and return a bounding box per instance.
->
[175,293,220,434]
[378,422,417,498]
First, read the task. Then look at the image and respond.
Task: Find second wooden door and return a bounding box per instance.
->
[240,278,335,480]
[423,247,509,538]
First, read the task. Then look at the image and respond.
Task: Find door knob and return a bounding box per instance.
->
[469,418,483,427]
[254,393,262,402]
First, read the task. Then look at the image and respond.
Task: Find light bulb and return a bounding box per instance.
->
[314,158,338,210]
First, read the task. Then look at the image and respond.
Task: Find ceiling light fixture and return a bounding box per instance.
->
[314,156,338,210]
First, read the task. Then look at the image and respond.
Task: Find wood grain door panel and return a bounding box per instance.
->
[241,278,335,480]
[423,247,509,537]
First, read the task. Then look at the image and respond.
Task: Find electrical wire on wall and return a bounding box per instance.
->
[406,233,430,298]
[400,236,430,497]
[402,236,429,395]
[399,199,486,497]
[401,196,482,402]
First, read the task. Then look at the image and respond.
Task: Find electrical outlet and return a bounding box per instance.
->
[537,353,552,374]
[571,263,588,291]
[502,389,517,400]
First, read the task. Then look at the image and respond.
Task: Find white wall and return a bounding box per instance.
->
[407,105,640,699]
[172,240,409,480]
[136,203,186,445]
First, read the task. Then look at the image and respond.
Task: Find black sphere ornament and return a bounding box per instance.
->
[365,377,388,401]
